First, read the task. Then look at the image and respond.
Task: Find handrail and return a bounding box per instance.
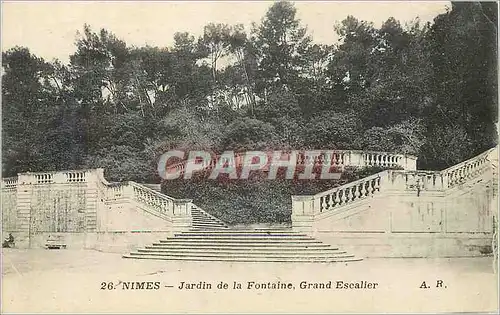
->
[1,177,18,189]
[314,171,385,198]
[441,148,494,174]
[313,171,384,213]
[129,181,175,202]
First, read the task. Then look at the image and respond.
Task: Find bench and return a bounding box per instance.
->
[45,236,67,249]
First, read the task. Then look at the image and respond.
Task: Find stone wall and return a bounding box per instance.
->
[2,186,17,231]
[1,169,190,250]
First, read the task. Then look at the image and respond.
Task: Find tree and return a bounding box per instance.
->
[198,23,232,83]
[254,1,312,92]
[2,47,70,174]
[421,2,498,168]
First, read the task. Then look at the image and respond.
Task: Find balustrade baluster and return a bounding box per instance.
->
[359,182,366,197]
[334,190,341,204]
[374,177,380,192]
[354,184,361,199]
[366,181,372,195]
[346,187,353,202]
[328,194,335,208]
[320,197,327,212]
[340,189,347,204]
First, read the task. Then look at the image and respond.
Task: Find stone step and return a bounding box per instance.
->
[147,244,336,250]
[167,235,316,240]
[182,229,296,234]
[191,221,227,225]
[191,226,228,229]
[123,253,361,263]
[190,215,223,219]
[127,251,356,259]
[191,225,228,229]
[190,227,230,230]
[133,251,350,258]
[153,239,322,246]
[191,218,224,222]
[176,233,308,237]
[139,248,344,255]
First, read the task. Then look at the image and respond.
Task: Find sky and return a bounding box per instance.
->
[2,1,450,64]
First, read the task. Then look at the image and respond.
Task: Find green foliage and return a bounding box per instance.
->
[162,165,397,224]
[304,111,361,150]
[420,2,498,169]
[221,117,277,151]
[355,118,425,155]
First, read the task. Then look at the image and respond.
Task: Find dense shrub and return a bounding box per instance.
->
[162,165,398,224]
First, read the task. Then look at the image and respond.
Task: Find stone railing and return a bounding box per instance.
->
[442,149,492,189]
[292,147,496,219]
[7,170,95,186]
[1,177,18,190]
[315,172,383,213]
[128,181,192,218]
[165,150,417,176]
[292,171,385,218]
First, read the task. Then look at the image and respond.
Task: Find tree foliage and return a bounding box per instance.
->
[2,1,497,183]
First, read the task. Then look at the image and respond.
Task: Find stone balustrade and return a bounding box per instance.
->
[128,182,192,217]
[2,177,18,189]
[442,150,492,189]
[105,183,127,201]
[130,182,176,217]
[64,171,87,183]
[292,147,496,219]
[9,170,98,185]
[315,172,383,213]
[292,172,384,217]
[389,170,446,192]
[165,150,418,175]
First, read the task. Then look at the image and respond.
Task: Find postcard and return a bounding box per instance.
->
[1,1,498,313]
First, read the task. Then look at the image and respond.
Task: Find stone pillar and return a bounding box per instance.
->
[15,173,35,248]
[348,151,364,167]
[291,195,317,233]
[172,199,193,232]
[404,155,417,171]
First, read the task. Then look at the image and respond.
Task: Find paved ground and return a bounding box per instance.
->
[2,248,498,313]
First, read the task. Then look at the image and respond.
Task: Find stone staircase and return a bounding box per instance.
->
[190,205,229,230]
[123,229,362,263]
